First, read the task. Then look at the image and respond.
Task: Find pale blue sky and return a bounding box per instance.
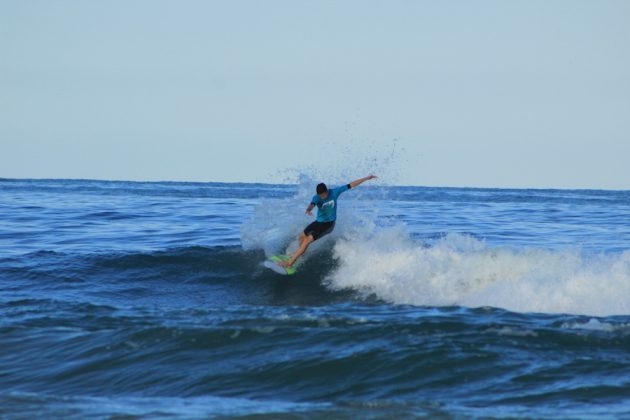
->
[1,0,629,189]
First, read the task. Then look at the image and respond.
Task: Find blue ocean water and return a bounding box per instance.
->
[1,178,629,418]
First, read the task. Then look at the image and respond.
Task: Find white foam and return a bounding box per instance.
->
[561,319,630,333]
[325,226,630,316]
[485,326,539,338]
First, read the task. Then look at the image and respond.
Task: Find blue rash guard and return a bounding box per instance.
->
[311,184,351,223]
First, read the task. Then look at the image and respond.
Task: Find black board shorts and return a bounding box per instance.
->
[304,221,335,241]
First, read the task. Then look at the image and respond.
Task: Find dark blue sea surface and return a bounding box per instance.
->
[1,178,629,418]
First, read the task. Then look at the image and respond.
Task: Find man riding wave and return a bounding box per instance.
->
[278,175,377,268]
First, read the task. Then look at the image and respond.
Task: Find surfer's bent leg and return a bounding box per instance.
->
[281,221,335,267]
[283,234,314,266]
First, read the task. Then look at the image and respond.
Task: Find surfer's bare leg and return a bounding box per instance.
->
[280,234,314,267]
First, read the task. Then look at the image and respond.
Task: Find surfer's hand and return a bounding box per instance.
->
[306,209,313,216]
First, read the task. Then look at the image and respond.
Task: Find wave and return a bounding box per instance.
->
[30,231,622,318]
[0,392,326,418]
[0,245,353,308]
[7,221,627,316]
[325,227,630,316]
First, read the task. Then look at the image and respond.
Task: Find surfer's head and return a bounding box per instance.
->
[316,183,329,199]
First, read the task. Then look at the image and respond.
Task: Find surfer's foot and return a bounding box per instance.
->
[278,260,293,268]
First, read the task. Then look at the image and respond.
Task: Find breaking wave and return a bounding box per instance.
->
[326,227,630,316]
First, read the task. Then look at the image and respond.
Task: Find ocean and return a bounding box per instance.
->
[1,178,628,418]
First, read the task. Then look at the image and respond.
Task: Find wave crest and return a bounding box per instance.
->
[325,227,630,316]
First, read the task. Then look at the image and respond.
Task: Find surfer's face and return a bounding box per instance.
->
[318,192,329,200]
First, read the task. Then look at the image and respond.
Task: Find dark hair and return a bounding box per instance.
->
[316,183,328,194]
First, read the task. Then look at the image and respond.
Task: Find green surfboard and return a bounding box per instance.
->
[263,255,297,276]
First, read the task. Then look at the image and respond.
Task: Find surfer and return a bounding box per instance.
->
[278,175,378,268]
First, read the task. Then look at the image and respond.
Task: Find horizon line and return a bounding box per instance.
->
[1,176,627,193]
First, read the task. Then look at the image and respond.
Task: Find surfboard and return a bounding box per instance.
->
[263,255,297,276]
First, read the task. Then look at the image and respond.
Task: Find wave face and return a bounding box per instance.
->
[1,178,629,418]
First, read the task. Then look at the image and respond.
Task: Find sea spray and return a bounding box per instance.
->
[248,139,402,256]
[240,172,387,258]
[240,174,316,256]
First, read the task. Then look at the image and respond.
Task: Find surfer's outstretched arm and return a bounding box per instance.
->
[349,175,378,189]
